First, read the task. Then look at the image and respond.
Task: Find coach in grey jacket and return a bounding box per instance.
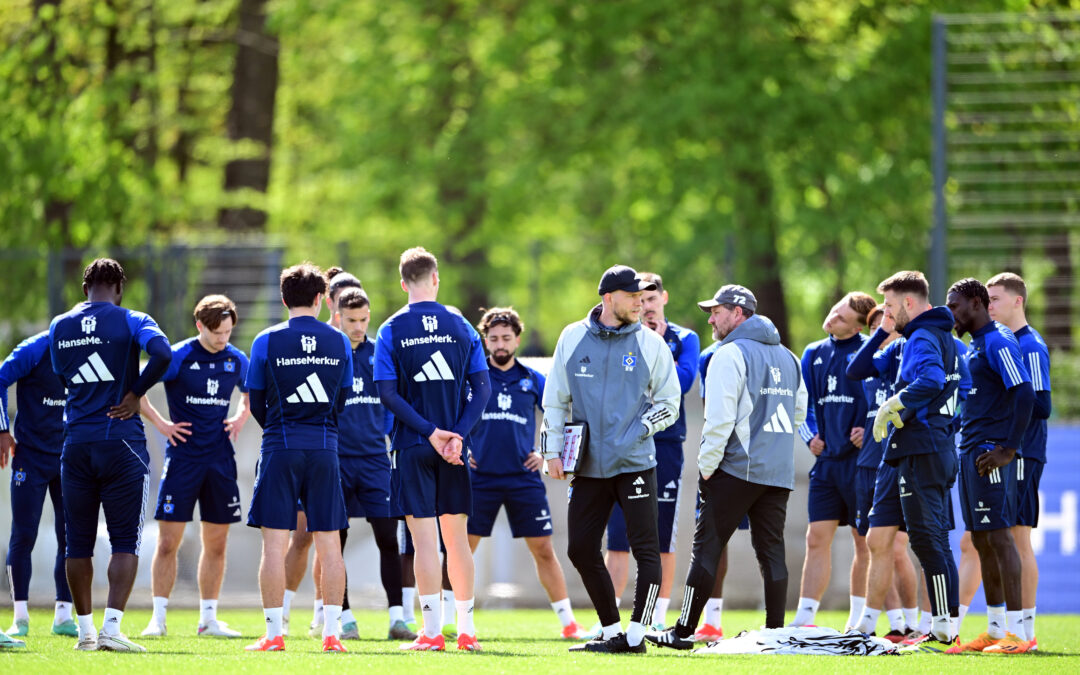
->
[649,285,807,650]
[542,265,680,654]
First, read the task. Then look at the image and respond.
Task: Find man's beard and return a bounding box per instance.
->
[894,306,910,333]
[613,306,638,326]
[492,350,514,366]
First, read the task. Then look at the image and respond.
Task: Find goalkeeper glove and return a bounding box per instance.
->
[872,393,905,443]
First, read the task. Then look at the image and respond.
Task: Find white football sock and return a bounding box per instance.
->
[419,593,441,638]
[987,604,1006,639]
[652,597,670,626]
[902,606,918,630]
[102,607,123,636]
[918,610,932,634]
[441,590,455,627]
[282,589,295,617]
[625,620,646,646]
[855,607,880,634]
[614,596,622,609]
[957,603,969,632]
[791,597,819,627]
[887,609,905,632]
[601,622,621,640]
[152,596,168,625]
[264,607,283,639]
[13,600,29,621]
[704,598,723,628]
[1006,610,1026,641]
[402,588,417,621]
[341,608,355,625]
[388,605,404,625]
[455,598,475,636]
[200,599,218,624]
[931,614,950,642]
[551,598,574,628]
[54,601,73,624]
[847,595,866,630]
[1023,607,1036,640]
[323,605,342,639]
[77,614,96,640]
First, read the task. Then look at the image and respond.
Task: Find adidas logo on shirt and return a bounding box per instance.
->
[762,404,793,433]
[813,357,823,365]
[70,352,115,384]
[285,373,330,403]
[190,362,200,370]
[413,350,455,382]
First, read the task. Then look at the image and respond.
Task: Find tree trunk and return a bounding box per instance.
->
[219,0,279,231]
[1044,232,1074,351]
[736,168,789,342]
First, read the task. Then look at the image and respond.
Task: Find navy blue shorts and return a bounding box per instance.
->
[61,439,150,558]
[155,455,241,524]
[897,450,957,540]
[247,449,348,532]
[397,443,471,518]
[854,466,876,536]
[695,489,750,531]
[807,455,859,526]
[468,471,552,538]
[608,439,684,552]
[959,445,1017,531]
[341,453,393,519]
[1015,457,1043,528]
[868,462,907,531]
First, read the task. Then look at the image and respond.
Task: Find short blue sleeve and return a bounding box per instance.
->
[246,333,268,390]
[373,321,396,381]
[162,340,195,383]
[126,310,168,351]
[988,336,1030,390]
[236,349,251,394]
[466,324,488,375]
[674,328,700,393]
[1021,337,1050,393]
[340,332,354,390]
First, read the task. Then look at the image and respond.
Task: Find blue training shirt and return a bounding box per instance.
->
[49,301,169,444]
[798,333,869,460]
[338,337,391,457]
[960,321,1031,453]
[0,331,66,453]
[159,337,249,462]
[1015,325,1050,464]
[855,337,905,469]
[470,359,545,476]
[653,322,699,444]
[246,316,353,452]
[373,301,488,451]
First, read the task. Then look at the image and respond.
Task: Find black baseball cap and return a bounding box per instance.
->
[598,265,657,296]
[698,284,758,313]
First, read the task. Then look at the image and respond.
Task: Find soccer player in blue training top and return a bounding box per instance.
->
[1,330,75,639]
[374,247,491,652]
[849,304,965,641]
[49,258,173,652]
[600,273,698,633]
[944,277,1035,655]
[138,295,250,639]
[869,271,965,651]
[467,306,586,640]
[245,262,353,653]
[791,292,876,631]
[986,272,1050,650]
[333,286,415,641]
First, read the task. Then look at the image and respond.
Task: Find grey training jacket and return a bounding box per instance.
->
[699,314,808,490]
[541,305,680,479]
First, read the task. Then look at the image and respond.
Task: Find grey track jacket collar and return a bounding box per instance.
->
[541,304,681,479]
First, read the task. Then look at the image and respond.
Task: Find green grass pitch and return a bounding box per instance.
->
[4,609,1079,673]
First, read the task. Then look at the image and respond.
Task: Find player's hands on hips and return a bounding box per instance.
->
[976,444,1016,476]
[809,434,825,456]
[157,419,192,446]
[523,451,543,472]
[850,426,865,449]
[0,431,15,469]
[108,391,142,420]
[872,393,905,442]
[546,458,565,480]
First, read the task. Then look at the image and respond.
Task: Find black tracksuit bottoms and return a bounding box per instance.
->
[566,468,661,627]
[676,470,790,633]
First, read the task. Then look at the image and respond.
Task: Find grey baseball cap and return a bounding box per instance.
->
[598,265,657,296]
[698,284,757,313]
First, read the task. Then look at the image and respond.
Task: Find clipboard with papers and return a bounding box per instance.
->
[560,422,588,475]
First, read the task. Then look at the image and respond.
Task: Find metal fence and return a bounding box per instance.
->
[931,11,1079,351]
